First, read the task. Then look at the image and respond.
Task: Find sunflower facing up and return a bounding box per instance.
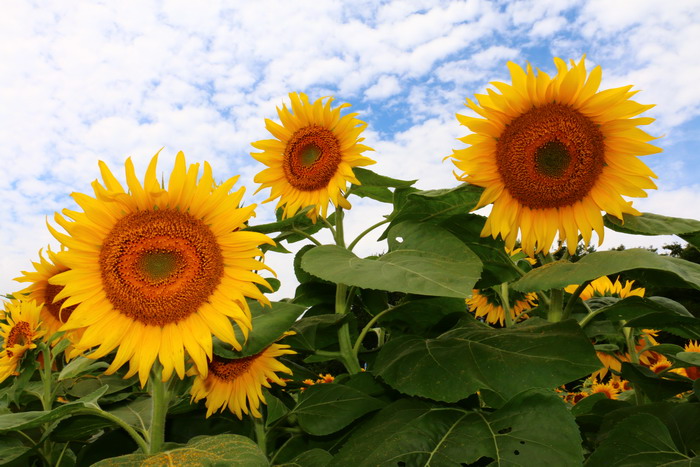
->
[449,56,661,256]
[14,247,83,356]
[0,299,46,383]
[48,151,274,387]
[252,92,375,221]
[189,340,295,419]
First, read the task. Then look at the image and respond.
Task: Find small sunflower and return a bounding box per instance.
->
[0,299,46,383]
[14,247,83,355]
[450,56,660,256]
[677,340,700,380]
[189,341,295,419]
[48,151,274,387]
[466,288,537,326]
[252,92,375,221]
[565,275,645,300]
[590,380,620,400]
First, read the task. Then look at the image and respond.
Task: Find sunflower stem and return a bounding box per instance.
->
[564,280,591,322]
[347,218,390,251]
[252,414,267,455]
[40,344,53,412]
[291,228,322,246]
[74,407,149,454]
[578,302,607,328]
[148,363,171,455]
[333,207,361,374]
[547,289,564,322]
[497,283,514,328]
[622,323,645,405]
[353,305,398,356]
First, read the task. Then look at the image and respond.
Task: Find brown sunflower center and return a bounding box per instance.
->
[496,103,605,209]
[283,125,341,191]
[99,209,224,327]
[6,321,32,357]
[209,353,263,381]
[45,280,76,323]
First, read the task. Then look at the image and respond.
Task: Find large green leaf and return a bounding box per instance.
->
[386,183,484,230]
[334,390,583,466]
[624,314,700,340]
[439,213,522,287]
[604,212,700,236]
[376,296,467,336]
[0,386,108,432]
[374,317,599,401]
[277,448,333,467]
[348,167,416,203]
[293,383,386,436]
[620,363,692,401]
[0,437,30,465]
[286,314,347,352]
[597,296,693,321]
[585,413,694,466]
[514,249,700,292]
[91,434,268,466]
[301,222,482,298]
[215,301,306,358]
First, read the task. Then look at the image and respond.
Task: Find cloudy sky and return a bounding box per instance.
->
[1,0,699,298]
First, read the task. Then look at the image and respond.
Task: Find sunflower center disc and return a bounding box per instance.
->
[535,140,570,178]
[99,209,224,327]
[283,125,342,191]
[45,282,76,323]
[209,353,261,381]
[496,103,605,209]
[7,321,32,349]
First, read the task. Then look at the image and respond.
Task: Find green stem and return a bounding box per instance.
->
[74,407,149,453]
[577,301,606,328]
[562,280,591,321]
[336,283,361,374]
[622,323,644,405]
[548,289,564,322]
[291,228,322,246]
[497,283,514,328]
[252,415,267,456]
[352,305,398,356]
[347,219,390,251]
[320,216,336,237]
[148,364,171,455]
[332,207,361,374]
[40,345,53,412]
[314,349,342,358]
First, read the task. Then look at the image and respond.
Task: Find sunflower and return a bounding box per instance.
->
[189,341,295,419]
[676,340,700,380]
[590,379,620,400]
[0,299,46,383]
[251,92,375,221]
[450,56,660,256]
[466,288,537,326]
[48,151,274,387]
[565,275,645,300]
[14,247,83,355]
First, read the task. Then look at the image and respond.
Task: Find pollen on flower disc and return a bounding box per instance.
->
[496,103,605,209]
[283,125,342,191]
[209,354,261,381]
[44,283,76,323]
[6,321,32,357]
[99,209,224,327]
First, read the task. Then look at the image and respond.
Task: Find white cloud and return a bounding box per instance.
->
[364,75,401,100]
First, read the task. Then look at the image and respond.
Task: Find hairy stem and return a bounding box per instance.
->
[148,364,171,455]
[347,219,390,251]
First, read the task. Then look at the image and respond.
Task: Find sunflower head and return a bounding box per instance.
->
[466,288,537,326]
[14,247,81,348]
[48,151,275,387]
[450,56,660,256]
[252,92,375,221]
[0,298,46,383]
[566,275,645,301]
[189,340,296,419]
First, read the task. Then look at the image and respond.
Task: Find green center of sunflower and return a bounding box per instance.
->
[496,103,605,209]
[138,250,180,281]
[283,125,342,191]
[299,144,322,167]
[535,140,570,178]
[99,209,224,327]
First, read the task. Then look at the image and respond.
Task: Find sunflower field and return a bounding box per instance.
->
[2,57,700,466]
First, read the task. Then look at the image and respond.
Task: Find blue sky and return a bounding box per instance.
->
[1,0,699,298]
